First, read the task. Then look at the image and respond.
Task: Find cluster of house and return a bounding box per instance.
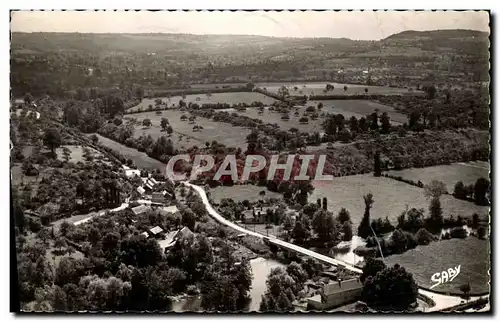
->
[122,166,194,250]
[240,205,298,225]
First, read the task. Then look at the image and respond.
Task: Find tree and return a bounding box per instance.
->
[424,180,447,199]
[415,228,434,245]
[358,193,374,239]
[453,181,467,200]
[338,128,351,143]
[337,208,351,224]
[374,152,382,177]
[286,262,308,292]
[380,112,391,134]
[43,128,62,156]
[369,112,379,131]
[362,264,418,310]
[90,134,99,145]
[166,126,173,136]
[474,177,490,205]
[160,118,169,131]
[344,85,348,92]
[312,209,340,245]
[24,93,34,105]
[281,213,294,236]
[459,283,471,301]
[291,217,311,245]
[425,181,446,233]
[349,116,359,133]
[358,117,368,132]
[181,209,196,231]
[425,85,437,99]
[477,226,487,239]
[360,257,386,283]
[342,223,353,242]
[142,119,152,127]
[408,110,422,131]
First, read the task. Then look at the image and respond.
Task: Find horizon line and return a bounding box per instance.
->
[9,28,489,41]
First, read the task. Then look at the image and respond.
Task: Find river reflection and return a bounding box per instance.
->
[169,257,285,312]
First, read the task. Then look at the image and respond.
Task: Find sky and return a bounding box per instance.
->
[10,10,490,40]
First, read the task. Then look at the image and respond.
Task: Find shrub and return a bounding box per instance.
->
[450,227,468,239]
[415,228,435,245]
[477,226,487,239]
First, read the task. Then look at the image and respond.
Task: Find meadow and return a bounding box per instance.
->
[385,161,490,193]
[92,134,166,172]
[256,82,422,96]
[220,106,327,133]
[209,184,283,204]
[384,237,490,295]
[126,92,277,112]
[310,99,407,124]
[124,110,251,149]
[308,174,489,229]
[54,145,105,163]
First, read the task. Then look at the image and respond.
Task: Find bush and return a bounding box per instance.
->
[450,227,468,239]
[477,226,487,239]
[415,228,435,245]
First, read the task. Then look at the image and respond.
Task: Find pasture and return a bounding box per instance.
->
[126,92,277,112]
[220,106,327,133]
[209,184,283,204]
[310,100,407,124]
[309,174,489,229]
[256,81,421,96]
[385,161,490,193]
[124,110,251,149]
[54,145,105,163]
[384,237,490,295]
[92,134,166,172]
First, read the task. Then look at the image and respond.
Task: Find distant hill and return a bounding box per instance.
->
[385,29,489,40]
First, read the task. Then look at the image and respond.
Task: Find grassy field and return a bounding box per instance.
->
[256,82,421,96]
[54,145,104,163]
[127,92,277,112]
[384,237,490,295]
[310,100,407,124]
[386,161,490,193]
[209,185,283,204]
[220,106,328,133]
[93,134,166,172]
[124,110,251,149]
[309,174,489,229]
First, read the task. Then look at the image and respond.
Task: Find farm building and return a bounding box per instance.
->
[307,278,363,310]
[136,186,146,195]
[149,226,164,236]
[151,192,167,204]
[141,232,149,238]
[124,169,141,178]
[160,205,179,214]
[130,205,151,215]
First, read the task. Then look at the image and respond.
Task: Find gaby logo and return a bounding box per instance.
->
[430,265,461,289]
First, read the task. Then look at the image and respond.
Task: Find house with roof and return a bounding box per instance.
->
[150,226,164,236]
[130,205,151,216]
[307,278,363,310]
[151,192,167,204]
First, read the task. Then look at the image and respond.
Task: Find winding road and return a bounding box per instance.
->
[182,181,489,312]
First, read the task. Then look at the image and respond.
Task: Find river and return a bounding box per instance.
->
[169,257,285,312]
